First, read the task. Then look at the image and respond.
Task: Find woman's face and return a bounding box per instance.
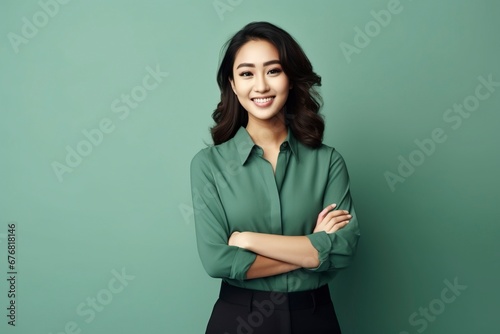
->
[230,39,291,125]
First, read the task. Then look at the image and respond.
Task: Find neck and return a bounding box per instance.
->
[245,114,288,148]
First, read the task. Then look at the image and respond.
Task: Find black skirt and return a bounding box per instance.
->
[205,281,342,334]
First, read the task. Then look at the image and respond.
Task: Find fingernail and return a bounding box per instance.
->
[331,203,336,207]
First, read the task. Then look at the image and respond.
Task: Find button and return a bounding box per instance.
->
[254,146,264,156]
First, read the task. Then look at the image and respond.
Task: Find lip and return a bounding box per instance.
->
[251,96,275,108]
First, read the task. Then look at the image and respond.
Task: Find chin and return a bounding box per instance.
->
[248,111,284,122]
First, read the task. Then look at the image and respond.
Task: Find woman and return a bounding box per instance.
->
[190,21,360,334]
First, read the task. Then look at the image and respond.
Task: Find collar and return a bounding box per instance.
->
[233,126,299,165]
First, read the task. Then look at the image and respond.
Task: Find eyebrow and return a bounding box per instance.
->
[236,60,281,69]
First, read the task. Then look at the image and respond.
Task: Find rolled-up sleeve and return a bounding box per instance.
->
[306,149,361,272]
[190,149,257,280]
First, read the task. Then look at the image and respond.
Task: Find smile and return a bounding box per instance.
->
[252,97,273,103]
[251,96,275,107]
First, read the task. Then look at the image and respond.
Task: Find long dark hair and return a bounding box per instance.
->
[211,21,324,148]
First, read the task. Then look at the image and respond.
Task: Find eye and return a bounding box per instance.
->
[239,71,253,77]
[267,68,282,75]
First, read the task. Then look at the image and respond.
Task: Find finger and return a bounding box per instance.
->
[323,210,350,222]
[316,203,336,224]
[324,218,350,233]
[323,215,351,233]
[322,214,350,228]
[331,220,350,232]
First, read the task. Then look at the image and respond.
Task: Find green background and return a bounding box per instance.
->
[1,0,499,333]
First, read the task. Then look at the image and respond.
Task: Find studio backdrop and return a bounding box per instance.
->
[0,0,498,333]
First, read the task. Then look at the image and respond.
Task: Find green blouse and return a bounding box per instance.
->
[190,126,360,292]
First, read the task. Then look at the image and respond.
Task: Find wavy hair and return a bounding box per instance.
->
[211,21,324,147]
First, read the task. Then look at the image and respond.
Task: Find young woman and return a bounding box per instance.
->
[190,21,360,334]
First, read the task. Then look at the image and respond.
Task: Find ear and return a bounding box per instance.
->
[229,78,237,95]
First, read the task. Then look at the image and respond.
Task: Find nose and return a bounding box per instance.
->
[253,73,269,93]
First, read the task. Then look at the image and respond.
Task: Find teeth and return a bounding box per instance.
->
[253,97,273,103]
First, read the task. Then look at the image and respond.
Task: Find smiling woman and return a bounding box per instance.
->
[211,21,325,148]
[230,42,290,129]
[190,21,361,334]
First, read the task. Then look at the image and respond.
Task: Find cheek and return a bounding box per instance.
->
[279,83,291,99]
[232,78,249,95]
[278,77,291,94]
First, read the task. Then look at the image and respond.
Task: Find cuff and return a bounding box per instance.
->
[230,247,257,281]
[306,232,332,272]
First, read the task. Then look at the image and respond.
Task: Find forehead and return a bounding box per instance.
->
[233,40,280,67]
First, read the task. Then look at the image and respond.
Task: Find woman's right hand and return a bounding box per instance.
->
[313,203,351,234]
